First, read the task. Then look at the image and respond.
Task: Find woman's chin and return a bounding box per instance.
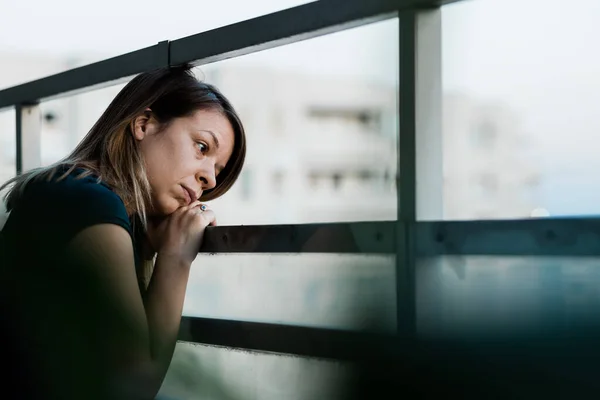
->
[148,198,181,217]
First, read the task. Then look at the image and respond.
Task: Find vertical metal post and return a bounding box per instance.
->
[396,7,443,337]
[16,103,42,174]
[157,40,170,68]
[416,10,443,221]
[397,10,418,337]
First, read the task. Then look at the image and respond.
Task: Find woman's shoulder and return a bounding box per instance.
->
[27,166,126,215]
[5,165,133,241]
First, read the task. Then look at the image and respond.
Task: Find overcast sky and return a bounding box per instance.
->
[1,0,600,214]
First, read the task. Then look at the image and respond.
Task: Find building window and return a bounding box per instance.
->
[307,107,382,134]
[43,111,58,125]
[472,118,497,148]
[332,173,343,190]
[357,170,374,181]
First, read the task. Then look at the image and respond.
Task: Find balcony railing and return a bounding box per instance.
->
[2,0,599,380]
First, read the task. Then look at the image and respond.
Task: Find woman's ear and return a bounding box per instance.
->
[131,108,153,141]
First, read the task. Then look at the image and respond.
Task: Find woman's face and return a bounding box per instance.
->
[133,108,235,216]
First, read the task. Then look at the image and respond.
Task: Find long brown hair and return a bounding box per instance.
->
[1,63,246,229]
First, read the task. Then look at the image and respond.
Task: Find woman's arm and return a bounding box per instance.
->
[67,202,213,399]
[68,224,162,399]
[143,253,190,381]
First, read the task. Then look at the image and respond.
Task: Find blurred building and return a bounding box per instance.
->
[443,93,541,220]
[200,65,398,224]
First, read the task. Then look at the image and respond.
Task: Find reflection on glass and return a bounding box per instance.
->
[185,254,396,333]
[417,256,600,338]
[442,0,600,219]
[160,341,354,400]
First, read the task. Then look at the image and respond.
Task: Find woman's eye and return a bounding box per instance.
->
[196,142,208,153]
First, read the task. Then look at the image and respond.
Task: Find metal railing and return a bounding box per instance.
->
[3,0,599,362]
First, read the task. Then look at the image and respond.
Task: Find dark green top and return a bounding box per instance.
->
[0,167,143,400]
[2,167,133,251]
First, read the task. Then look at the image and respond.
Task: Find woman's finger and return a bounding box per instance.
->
[182,200,202,211]
[171,201,202,220]
[188,203,209,215]
[191,208,216,226]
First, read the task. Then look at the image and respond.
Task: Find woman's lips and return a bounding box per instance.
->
[181,185,193,205]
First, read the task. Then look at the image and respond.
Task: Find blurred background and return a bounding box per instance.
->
[2,0,600,398]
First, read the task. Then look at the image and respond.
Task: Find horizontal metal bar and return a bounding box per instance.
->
[0,0,462,109]
[0,44,169,110]
[416,218,600,257]
[179,316,399,361]
[170,0,459,67]
[412,0,462,5]
[201,217,600,256]
[179,317,600,360]
[178,317,600,397]
[200,222,395,254]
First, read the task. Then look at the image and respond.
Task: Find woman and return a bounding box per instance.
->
[0,63,246,399]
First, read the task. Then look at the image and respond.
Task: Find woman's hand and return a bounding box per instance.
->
[146,201,216,266]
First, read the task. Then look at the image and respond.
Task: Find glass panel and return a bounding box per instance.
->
[0,0,314,89]
[417,256,600,338]
[0,109,16,214]
[159,341,355,400]
[39,82,129,166]
[198,18,399,225]
[185,254,396,333]
[442,0,600,219]
[33,18,399,225]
